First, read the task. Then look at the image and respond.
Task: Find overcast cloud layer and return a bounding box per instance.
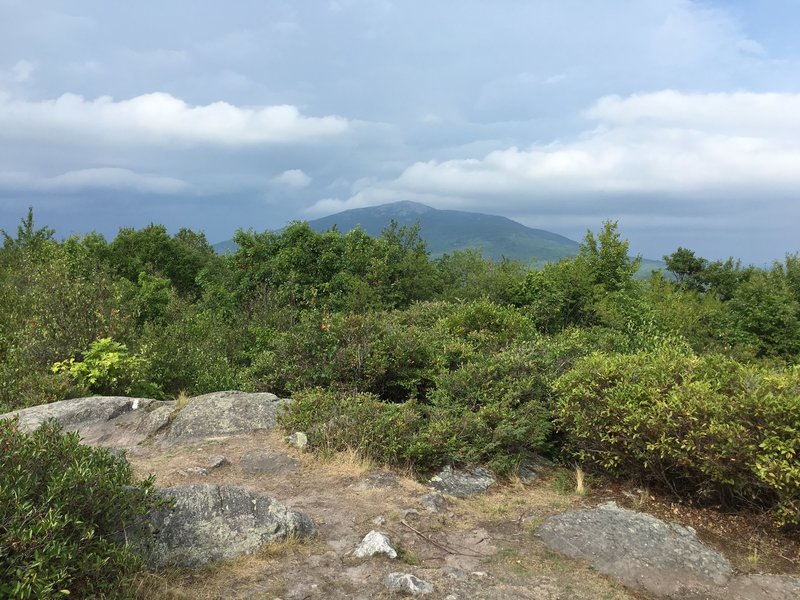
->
[1,0,799,264]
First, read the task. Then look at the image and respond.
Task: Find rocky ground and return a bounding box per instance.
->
[3,391,799,599]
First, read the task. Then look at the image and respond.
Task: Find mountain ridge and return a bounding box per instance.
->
[214,200,582,264]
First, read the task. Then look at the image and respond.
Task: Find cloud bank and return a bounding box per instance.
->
[0,167,189,194]
[0,91,350,147]
[309,90,800,216]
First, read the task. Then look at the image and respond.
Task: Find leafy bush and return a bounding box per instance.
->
[0,418,164,598]
[282,342,558,474]
[52,337,157,398]
[280,388,427,467]
[554,347,800,525]
[425,345,554,473]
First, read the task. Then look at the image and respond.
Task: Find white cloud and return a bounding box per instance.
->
[11,60,36,83]
[308,90,800,215]
[272,169,311,189]
[0,167,189,194]
[0,91,350,147]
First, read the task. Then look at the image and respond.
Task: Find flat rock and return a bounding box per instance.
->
[142,483,315,568]
[429,465,495,497]
[517,454,553,484]
[537,501,732,599]
[419,492,445,512]
[351,470,398,490]
[207,455,230,469]
[164,391,288,442]
[239,449,300,475]
[0,395,173,448]
[725,574,800,600]
[354,530,397,559]
[384,572,433,595]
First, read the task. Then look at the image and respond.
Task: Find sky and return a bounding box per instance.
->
[1,0,799,264]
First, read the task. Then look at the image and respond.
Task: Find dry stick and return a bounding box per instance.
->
[399,520,487,558]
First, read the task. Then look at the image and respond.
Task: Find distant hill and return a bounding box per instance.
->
[213,200,664,274]
[214,201,580,264]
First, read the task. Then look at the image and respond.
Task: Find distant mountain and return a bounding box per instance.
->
[213,200,664,273]
[214,201,581,264]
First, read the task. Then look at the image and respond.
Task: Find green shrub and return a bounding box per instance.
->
[242,309,449,401]
[52,337,158,398]
[425,345,554,473]
[280,388,427,466]
[554,347,800,525]
[0,418,164,598]
[281,343,557,475]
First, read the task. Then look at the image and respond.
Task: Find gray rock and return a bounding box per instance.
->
[429,465,495,497]
[143,483,315,568]
[0,395,174,448]
[239,449,300,475]
[537,501,732,599]
[419,492,445,512]
[351,470,398,490]
[0,395,156,432]
[185,466,207,475]
[286,431,308,449]
[383,572,433,595]
[442,566,468,580]
[725,574,800,600]
[207,455,230,469]
[165,391,288,442]
[353,530,397,559]
[517,454,553,484]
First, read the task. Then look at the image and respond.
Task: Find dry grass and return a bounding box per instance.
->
[133,536,316,600]
[574,465,587,496]
[304,446,376,478]
[174,390,191,411]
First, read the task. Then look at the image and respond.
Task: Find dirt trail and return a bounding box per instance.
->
[129,431,642,599]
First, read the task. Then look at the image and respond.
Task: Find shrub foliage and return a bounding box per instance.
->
[0,418,163,599]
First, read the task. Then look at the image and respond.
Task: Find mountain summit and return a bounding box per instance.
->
[302,201,580,263]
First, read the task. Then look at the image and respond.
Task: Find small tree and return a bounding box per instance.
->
[578,220,641,293]
[663,247,707,291]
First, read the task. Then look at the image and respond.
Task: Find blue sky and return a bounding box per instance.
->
[1,0,799,264]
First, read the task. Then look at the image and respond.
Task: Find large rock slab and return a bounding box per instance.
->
[538,501,732,599]
[725,574,800,600]
[164,391,288,443]
[0,396,173,447]
[144,483,315,568]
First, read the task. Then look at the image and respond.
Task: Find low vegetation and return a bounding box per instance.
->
[1,208,798,553]
[0,418,165,599]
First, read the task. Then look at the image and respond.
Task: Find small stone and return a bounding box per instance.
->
[470,571,489,579]
[383,572,433,595]
[185,466,207,475]
[402,508,420,519]
[373,515,386,526]
[286,431,308,450]
[442,566,467,580]
[354,530,397,559]
[419,492,445,512]
[207,455,229,469]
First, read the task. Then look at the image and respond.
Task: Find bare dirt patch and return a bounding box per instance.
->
[129,433,641,599]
